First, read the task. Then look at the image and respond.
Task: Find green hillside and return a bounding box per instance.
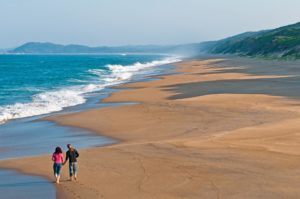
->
[206,22,300,59]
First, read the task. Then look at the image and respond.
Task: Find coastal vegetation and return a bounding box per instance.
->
[205,22,300,59]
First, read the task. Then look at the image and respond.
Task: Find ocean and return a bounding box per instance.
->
[0,54,180,125]
[0,53,181,199]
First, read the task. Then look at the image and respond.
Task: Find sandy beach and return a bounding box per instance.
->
[1,58,300,198]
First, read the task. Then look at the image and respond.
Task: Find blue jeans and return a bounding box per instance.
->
[53,163,62,176]
[69,162,78,177]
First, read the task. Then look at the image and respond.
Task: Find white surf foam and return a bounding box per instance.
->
[0,57,181,124]
[0,89,85,124]
[105,57,181,82]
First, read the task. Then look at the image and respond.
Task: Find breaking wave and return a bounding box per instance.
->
[0,57,180,124]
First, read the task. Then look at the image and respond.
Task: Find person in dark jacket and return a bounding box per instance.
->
[63,144,79,181]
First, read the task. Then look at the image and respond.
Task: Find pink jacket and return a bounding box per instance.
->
[52,153,64,164]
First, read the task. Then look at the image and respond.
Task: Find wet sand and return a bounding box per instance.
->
[1,58,300,198]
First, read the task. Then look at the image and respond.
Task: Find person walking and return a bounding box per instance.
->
[52,146,64,184]
[63,144,79,181]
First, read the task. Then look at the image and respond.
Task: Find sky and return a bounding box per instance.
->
[1,0,300,48]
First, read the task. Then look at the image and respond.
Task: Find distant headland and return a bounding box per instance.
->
[5,21,300,59]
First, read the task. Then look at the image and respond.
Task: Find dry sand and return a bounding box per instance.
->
[1,58,300,199]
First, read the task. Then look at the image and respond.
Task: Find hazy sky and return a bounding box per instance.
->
[1,0,300,48]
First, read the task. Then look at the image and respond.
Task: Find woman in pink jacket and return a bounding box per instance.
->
[52,147,64,184]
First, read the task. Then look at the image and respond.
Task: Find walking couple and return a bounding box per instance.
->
[52,144,79,184]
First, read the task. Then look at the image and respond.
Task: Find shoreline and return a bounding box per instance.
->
[0,58,177,160]
[2,57,300,198]
[0,54,179,127]
[0,56,180,199]
[0,169,56,199]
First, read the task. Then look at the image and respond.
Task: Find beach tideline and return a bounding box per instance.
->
[1,58,300,198]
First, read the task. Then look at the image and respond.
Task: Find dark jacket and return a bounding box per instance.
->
[66,149,79,163]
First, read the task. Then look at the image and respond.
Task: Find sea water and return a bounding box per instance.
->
[0,53,180,159]
[0,170,55,199]
[0,54,180,125]
[0,53,180,199]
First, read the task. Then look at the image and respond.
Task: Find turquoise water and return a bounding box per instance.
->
[0,53,179,198]
[0,54,179,124]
